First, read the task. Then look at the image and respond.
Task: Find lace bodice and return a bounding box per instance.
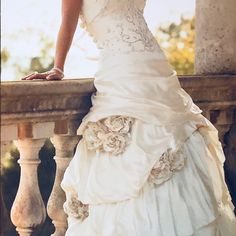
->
[80,0,163,56]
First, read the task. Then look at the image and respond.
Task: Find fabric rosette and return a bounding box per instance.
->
[148,146,186,185]
[63,191,89,220]
[83,116,135,155]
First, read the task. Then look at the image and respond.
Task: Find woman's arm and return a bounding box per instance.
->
[22,0,82,80]
[54,0,82,71]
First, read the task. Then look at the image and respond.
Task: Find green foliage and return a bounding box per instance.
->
[1,47,10,64]
[155,16,195,75]
[2,32,55,80]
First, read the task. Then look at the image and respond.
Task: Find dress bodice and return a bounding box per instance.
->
[80,0,163,56]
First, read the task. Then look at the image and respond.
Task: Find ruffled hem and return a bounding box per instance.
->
[65,195,235,236]
[61,116,235,235]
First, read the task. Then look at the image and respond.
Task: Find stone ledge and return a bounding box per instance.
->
[179,74,236,103]
[1,78,96,125]
[1,75,236,126]
[1,78,95,96]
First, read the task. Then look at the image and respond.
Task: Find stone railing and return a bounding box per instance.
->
[1,75,236,235]
[1,79,95,236]
[179,75,236,145]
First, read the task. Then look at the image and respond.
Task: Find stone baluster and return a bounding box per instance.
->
[11,138,46,236]
[47,135,80,236]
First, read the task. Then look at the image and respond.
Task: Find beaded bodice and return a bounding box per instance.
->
[80,0,163,56]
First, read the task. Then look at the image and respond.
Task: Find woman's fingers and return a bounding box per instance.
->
[21,71,63,81]
[21,72,38,80]
[21,72,50,80]
[26,74,45,80]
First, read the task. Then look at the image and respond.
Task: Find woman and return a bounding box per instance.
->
[22,0,236,235]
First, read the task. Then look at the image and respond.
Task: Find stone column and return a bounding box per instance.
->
[47,135,80,236]
[11,138,46,236]
[195,0,236,74]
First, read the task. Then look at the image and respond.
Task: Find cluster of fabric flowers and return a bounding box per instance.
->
[83,116,135,155]
[148,146,186,185]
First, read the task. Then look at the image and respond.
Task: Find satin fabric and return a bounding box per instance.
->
[61,0,236,235]
[77,52,208,135]
[62,120,236,235]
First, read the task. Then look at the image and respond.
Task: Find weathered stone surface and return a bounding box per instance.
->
[1,125,18,141]
[11,139,46,236]
[195,0,236,74]
[47,135,81,236]
[1,79,95,124]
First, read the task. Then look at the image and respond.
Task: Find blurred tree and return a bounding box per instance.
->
[1,32,55,80]
[1,47,10,64]
[21,34,55,75]
[155,16,195,75]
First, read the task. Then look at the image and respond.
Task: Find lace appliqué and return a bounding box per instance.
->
[63,192,89,220]
[148,146,186,185]
[99,6,158,53]
[83,116,135,155]
[79,1,161,54]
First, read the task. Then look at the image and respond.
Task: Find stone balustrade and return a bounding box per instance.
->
[179,75,236,145]
[1,79,95,236]
[1,75,236,235]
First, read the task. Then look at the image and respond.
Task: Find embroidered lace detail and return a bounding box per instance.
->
[97,6,159,53]
[63,191,89,220]
[148,146,186,185]
[79,0,162,55]
[83,116,135,155]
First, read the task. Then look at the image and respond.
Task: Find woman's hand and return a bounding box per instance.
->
[21,68,64,81]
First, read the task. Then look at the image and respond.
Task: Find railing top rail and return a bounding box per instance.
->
[1,78,95,97]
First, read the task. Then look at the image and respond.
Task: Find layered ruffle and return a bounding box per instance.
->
[63,118,203,204]
[61,119,236,235]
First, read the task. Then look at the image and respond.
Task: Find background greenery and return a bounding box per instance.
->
[156,17,194,75]
[1,17,195,78]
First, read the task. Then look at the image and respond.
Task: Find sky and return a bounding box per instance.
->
[2,0,195,81]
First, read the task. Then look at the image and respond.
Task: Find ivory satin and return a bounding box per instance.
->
[61,0,236,235]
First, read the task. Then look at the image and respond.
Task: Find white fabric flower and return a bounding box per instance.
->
[148,147,186,186]
[83,116,134,155]
[169,148,186,171]
[103,116,134,133]
[149,152,173,185]
[83,121,105,151]
[63,192,89,220]
[102,132,127,155]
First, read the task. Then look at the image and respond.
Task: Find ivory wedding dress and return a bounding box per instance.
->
[61,0,236,235]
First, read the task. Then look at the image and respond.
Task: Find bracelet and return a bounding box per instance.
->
[51,67,64,76]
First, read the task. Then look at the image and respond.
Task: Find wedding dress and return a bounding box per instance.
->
[61,0,236,235]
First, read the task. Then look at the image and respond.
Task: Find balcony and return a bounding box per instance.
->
[1,75,236,235]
